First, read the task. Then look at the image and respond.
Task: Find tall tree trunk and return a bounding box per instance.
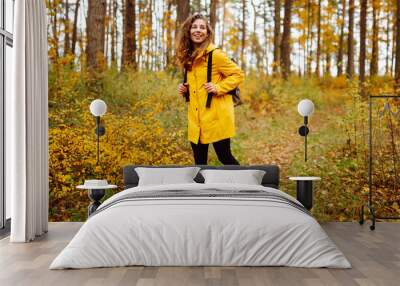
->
[263,1,269,75]
[281,0,292,80]
[52,1,60,60]
[86,0,107,71]
[370,0,379,76]
[395,0,400,86]
[111,0,117,67]
[337,0,345,76]
[146,0,153,70]
[303,25,306,75]
[71,0,80,56]
[221,0,226,49]
[250,0,262,72]
[138,0,143,68]
[325,52,331,76]
[273,0,281,75]
[241,0,247,70]
[392,11,396,77]
[152,0,157,70]
[122,0,137,70]
[386,5,390,75]
[298,36,302,76]
[251,0,256,37]
[359,0,367,84]
[105,0,112,61]
[306,0,312,77]
[176,0,190,34]
[165,0,173,68]
[64,0,71,55]
[210,0,218,33]
[78,28,84,67]
[347,0,355,79]
[315,0,321,77]
[162,1,165,67]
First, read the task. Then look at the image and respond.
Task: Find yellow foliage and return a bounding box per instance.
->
[49,68,192,221]
[48,59,400,222]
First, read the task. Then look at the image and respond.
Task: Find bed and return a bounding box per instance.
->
[50,165,351,269]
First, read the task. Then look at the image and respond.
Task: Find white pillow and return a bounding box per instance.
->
[135,167,200,186]
[200,169,266,185]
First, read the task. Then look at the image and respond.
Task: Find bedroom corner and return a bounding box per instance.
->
[0,0,399,285]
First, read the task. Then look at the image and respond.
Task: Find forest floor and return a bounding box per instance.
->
[210,80,350,198]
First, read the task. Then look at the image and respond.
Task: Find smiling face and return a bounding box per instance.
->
[190,19,208,46]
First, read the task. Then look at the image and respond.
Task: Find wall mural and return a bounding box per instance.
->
[46,0,400,222]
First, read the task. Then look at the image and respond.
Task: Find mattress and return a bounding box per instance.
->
[50,183,351,269]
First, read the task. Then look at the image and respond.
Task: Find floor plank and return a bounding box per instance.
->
[0,222,399,286]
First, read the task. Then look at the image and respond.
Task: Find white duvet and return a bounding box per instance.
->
[50,183,351,269]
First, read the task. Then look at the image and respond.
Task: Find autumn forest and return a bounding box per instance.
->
[47,0,400,222]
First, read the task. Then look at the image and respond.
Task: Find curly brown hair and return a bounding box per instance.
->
[175,14,214,71]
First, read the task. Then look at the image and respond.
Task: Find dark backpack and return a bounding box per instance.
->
[206,50,242,108]
[183,49,242,108]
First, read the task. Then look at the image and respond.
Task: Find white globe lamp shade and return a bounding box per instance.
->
[90,99,107,117]
[297,99,315,117]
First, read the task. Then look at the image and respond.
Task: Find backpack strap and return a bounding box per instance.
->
[183,69,189,102]
[206,51,214,108]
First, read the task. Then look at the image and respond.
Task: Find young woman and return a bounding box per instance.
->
[176,14,244,165]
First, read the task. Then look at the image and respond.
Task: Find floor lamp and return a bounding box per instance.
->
[89,99,107,166]
[85,99,108,216]
[297,99,315,162]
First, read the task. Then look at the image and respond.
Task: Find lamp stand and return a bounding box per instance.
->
[95,116,106,166]
[305,131,307,162]
[304,116,308,162]
[298,116,309,162]
[96,116,100,166]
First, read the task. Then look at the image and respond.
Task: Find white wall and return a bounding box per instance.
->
[5,43,13,220]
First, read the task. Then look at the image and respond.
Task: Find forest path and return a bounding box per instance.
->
[234,81,348,193]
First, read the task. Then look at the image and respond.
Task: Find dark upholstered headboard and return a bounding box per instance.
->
[123,165,280,190]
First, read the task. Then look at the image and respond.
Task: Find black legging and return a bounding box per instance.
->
[190,138,240,165]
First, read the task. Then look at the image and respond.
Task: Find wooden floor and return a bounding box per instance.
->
[0,222,399,286]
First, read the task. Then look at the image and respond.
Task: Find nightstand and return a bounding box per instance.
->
[289,177,321,210]
[77,180,117,216]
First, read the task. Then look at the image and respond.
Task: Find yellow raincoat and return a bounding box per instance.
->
[186,43,244,144]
